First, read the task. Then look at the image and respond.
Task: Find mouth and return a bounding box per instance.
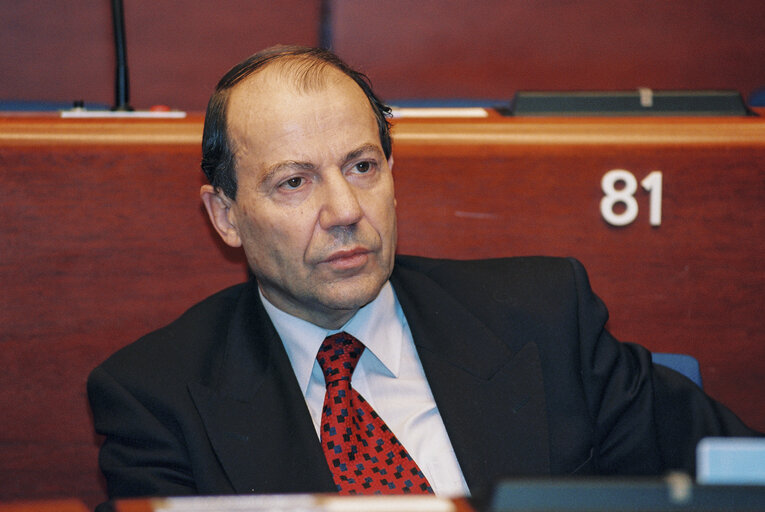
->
[321,247,371,271]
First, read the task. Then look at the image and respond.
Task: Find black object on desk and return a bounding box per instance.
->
[489,474,765,511]
[509,89,749,116]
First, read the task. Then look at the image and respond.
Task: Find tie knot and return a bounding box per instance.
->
[317,332,364,384]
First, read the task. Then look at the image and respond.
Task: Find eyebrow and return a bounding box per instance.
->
[260,160,315,188]
[343,143,385,163]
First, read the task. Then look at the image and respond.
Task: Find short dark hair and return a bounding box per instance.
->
[200,45,392,200]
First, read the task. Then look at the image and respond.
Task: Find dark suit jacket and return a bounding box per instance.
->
[87,256,757,504]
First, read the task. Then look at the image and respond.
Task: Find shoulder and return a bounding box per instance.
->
[393,254,587,294]
[92,281,251,386]
[391,255,601,348]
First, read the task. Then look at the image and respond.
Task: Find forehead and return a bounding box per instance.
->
[225,64,378,156]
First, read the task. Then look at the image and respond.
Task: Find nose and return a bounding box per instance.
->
[318,171,364,230]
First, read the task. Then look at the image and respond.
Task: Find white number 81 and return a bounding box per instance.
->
[600,169,663,226]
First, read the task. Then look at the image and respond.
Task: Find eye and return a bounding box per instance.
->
[282,177,304,189]
[354,161,372,173]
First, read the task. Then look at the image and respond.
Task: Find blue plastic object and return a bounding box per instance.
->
[652,352,703,388]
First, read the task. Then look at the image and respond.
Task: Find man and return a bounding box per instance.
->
[88,45,758,506]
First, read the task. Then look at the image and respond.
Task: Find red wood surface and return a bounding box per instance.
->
[0,114,762,507]
[3,1,765,111]
[333,0,765,101]
[0,499,88,512]
[112,496,476,512]
[1,0,321,111]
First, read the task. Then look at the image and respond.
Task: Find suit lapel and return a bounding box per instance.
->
[391,265,550,498]
[188,281,336,494]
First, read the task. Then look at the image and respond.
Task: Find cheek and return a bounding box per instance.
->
[370,184,397,232]
[252,211,316,262]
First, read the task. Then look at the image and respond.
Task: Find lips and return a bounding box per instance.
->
[321,247,371,271]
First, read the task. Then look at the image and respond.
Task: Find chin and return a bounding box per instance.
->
[321,274,387,311]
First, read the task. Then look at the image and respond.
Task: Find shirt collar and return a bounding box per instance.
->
[260,281,404,393]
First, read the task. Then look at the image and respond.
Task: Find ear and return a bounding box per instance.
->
[388,155,397,208]
[200,184,243,248]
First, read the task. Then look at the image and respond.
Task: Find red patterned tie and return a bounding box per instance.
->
[317,331,433,494]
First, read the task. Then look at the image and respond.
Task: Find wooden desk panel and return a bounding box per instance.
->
[114,495,475,512]
[0,117,243,507]
[0,499,88,512]
[0,114,762,506]
[391,115,764,432]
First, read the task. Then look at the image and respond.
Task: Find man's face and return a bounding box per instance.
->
[210,67,397,329]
